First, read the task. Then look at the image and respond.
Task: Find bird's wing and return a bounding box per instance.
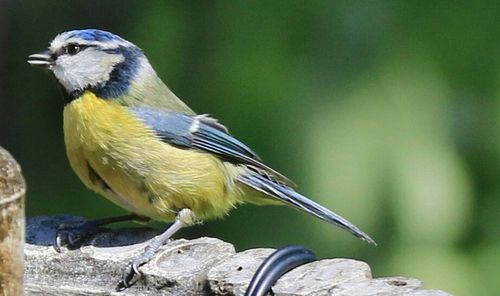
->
[131,107,294,186]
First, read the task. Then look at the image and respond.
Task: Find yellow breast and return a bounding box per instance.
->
[63,92,240,221]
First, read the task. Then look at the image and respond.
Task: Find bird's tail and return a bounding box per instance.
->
[239,172,376,245]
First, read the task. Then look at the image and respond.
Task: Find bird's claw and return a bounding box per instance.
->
[116,255,152,291]
[54,221,99,252]
[132,262,143,276]
[116,262,138,291]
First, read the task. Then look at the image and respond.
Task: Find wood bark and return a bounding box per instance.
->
[0,147,26,296]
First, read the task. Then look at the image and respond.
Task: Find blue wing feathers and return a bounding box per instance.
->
[194,122,261,161]
[131,107,293,185]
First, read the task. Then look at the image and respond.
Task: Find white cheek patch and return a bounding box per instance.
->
[52,49,124,92]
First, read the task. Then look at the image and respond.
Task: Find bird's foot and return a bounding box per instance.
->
[116,240,168,291]
[115,209,196,290]
[54,220,101,252]
[116,208,197,291]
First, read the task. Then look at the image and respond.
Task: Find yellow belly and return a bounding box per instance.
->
[63,92,240,221]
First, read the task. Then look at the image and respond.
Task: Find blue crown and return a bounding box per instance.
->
[66,29,125,43]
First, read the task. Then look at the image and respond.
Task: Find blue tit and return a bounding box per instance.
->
[28,29,375,289]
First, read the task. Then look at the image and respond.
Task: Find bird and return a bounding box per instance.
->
[28,29,375,289]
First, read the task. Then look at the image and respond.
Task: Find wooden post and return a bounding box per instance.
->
[0,147,26,296]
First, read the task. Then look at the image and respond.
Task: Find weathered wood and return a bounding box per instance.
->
[25,215,453,296]
[0,147,26,296]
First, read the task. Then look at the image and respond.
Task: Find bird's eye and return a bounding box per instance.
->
[66,44,81,55]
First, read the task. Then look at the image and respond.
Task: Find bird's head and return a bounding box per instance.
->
[28,29,146,100]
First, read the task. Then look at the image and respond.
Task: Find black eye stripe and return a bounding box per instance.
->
[65,44,95,53]
[53,44,97,58]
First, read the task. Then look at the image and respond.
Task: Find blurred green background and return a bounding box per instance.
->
[1,1,499,295]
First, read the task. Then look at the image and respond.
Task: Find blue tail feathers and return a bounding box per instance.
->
[239,173,376,245]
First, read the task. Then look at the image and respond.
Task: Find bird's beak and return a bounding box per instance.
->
[27,50,54,69]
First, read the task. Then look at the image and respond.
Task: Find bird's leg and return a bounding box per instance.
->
[55,214,149,252]
[116,208,197,291]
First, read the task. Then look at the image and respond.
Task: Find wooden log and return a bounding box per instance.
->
[24,215,453,296]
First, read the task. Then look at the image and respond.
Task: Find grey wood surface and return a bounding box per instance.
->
[25,215,453,296]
